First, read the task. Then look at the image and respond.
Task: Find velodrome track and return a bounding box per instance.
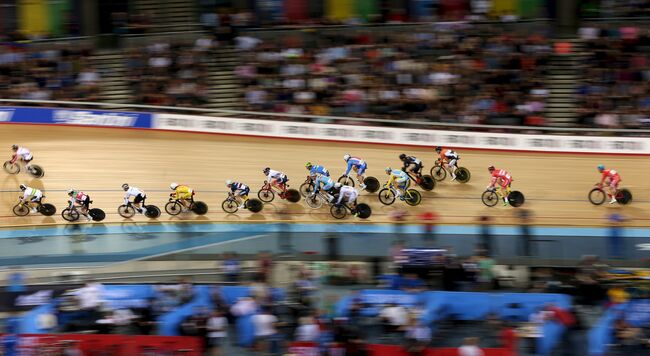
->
[0,124,649,228]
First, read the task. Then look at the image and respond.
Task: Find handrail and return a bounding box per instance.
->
[2,98,650,135]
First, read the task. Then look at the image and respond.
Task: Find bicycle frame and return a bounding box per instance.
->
[262,181,287,194]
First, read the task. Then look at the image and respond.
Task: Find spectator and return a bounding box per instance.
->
[400,273,426,293]
[252,306,279,353]
[294,316,320,342]
[6,267,26,293]
[459,337,485,356]
[403,316,431,355]
[379,303,408,336]
[207,309,227,356]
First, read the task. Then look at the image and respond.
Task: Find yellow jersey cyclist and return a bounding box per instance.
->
[385,167,410,200]
[170,182,194,210]
[19,184,43,213]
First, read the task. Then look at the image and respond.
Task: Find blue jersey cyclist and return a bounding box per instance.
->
[226,180,250,209]
[305,162,330,177]
[385,167,410,199]
[312,174,336,202]
[343,154,368,190]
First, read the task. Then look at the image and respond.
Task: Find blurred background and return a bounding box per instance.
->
[0,1,649,356]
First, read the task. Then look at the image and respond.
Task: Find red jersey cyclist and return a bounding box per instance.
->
[487,166,513,206]
[597,164,621,204]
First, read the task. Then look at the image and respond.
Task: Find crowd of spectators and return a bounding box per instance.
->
[0,44,101,102]
[235,24,550,126]
[577,24,650,128]
[125,38,215,107]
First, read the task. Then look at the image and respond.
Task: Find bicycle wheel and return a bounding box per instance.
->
[27,165,44,178]
[222,199,238,213]
[3,161,19,174]
[299,182,313,197]
[12,204,29,216]
[337,175,355,187]
[145,205,161,218]
[430,165,446,181]
[165,201,183,215]
[419,175,435,191]
[192,201,208,215]
[305,194,324,209]
[455,167,471,183]
[285,189,301,203]
[617,189,632,205]
[355,203,372,219]
[257,189,275,203]
[61,208,80,222]
[481,190,499,207]
[404,189,422,206]
[89,208,106,221]
[246,199,264,213]
[39,203,56,216]
[364,177,380,193]
[118,204,136,218]
[588,188,606,205]
[378,188,396,205]
[508,191,525,208]
[330,205,347,219]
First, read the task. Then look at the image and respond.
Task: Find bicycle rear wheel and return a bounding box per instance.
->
[40,203,56,216]
[404,189,422,206]
[455,167,471,183]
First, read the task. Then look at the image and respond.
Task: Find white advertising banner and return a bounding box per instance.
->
[152,113,650,154]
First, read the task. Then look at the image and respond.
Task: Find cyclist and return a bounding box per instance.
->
[263,167,288,192]
[305,162,330,177]
[487,166,512,206]
[226,180,250,209]
[10,144,34,170]
[122,183,146,214]
[435,146,460,181]
[67,189,92,221]
[597,165,621,204]
[343,154,368,190]
[399,154,423,176]
[312,174,336,202]
[385,167,410,199]
[19,184,42,213]
[170,182,194,210]
[335,183,359,210]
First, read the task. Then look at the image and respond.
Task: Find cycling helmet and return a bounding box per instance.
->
[170,182,179,190]
[399,154,406,160]
[385,167,392,174]
[11,144,18,151]
[225,180,233,187]
[343,154,351,161]
[334,183,342,189]
[305,162,312,169]
[435,146,442,153]
[263,167,270,175]
[597,164,605,172]
[488,165,495,172]
[67,189,75,196]
[19,184,26,191]
[122,183,129,191]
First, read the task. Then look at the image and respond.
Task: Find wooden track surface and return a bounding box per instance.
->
[1,124,649,228]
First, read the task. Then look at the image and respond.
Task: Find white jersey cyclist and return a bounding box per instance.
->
[15,146,33,161]
[123,186,146,205]
[21,185,42,202]
[265,168,288,184]
[336,185,358,206]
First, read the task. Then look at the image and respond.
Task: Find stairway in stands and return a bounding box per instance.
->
[204,46,244,111]
[544,39,588,126]
[91,51,130,105]
[133,0,199,32]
